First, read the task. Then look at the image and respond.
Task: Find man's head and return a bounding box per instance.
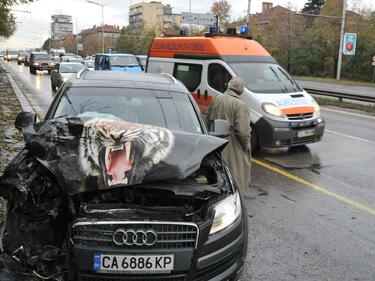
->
[228,77,245,95]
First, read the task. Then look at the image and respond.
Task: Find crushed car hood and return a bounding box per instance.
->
[21,117,227,195]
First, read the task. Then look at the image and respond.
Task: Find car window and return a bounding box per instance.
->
[52,87,203,134]
[110,56,138,67]
[60,64,84,73]
[229,62,302,93]
[34,54,51,60]
[173,63,202,92]
[208,63,232,93]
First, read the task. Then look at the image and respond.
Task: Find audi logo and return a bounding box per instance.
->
[112,229,158,246]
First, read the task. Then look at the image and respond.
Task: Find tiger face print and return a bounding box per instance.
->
[79,118,174,187]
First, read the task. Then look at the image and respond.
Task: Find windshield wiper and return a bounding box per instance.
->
[268,67,288,93]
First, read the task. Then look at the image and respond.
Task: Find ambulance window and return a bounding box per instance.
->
[173,63,202,92]
[208,64,232,93]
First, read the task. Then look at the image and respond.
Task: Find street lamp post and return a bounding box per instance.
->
[87,0,105,53]
[247,0,251,31]
[336,0,346,80]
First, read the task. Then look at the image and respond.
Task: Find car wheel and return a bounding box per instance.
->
[51,82,55,91]
[17,62,21,65]
[29,66,33,74]
[48,70,51,75]
[251,125,259,154]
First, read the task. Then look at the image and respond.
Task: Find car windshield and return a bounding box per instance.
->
[229,62,302,93]
[60,64,84,73]
[19,52,28,56]
[8,51,18,55]
[53,87,203,134]
[110,56,139,67]
[34,54,51,60]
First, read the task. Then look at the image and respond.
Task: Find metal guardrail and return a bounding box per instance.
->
[304,88,375,104]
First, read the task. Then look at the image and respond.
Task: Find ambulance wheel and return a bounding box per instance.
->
[251,125,258,153]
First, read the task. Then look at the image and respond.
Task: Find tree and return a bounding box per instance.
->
[83,32,101,56]
[301,0,325,14]
[0,0,33,39]
[210,0,232,30]
[116,26,155,55]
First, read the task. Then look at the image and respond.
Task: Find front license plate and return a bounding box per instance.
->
[93,253,174,274]
[297,129,315,138]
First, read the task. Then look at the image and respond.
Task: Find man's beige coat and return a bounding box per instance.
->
[207,90,251,191]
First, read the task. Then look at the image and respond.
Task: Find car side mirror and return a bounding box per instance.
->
[15,111,36,130]
[209,119,231,138]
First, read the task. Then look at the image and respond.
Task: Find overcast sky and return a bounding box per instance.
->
[1,0,374,50]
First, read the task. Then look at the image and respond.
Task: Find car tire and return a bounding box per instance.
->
[251,125,259,154]
[17,62,21,65]
[48,70,51,75]
[51,83,56,91]
[29,66,33,74]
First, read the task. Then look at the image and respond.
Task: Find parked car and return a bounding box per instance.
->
[136,55,148,70]
[95,53,142,73]
[17,51,29,65]
[4,50,18,61]
[0,70,248,281]
[50,62,85,90]
[29,52,54,74]
[0,51,5,60]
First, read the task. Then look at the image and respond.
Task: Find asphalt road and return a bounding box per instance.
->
[4,61,375,281]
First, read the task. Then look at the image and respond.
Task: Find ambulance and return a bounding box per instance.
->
[146,33,325,152]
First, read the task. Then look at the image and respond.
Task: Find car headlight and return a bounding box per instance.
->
[210,192,242,235]
[62,77,68,82]
[49,62,55,67]
[312,100,320,114]
[33,63,39,66]
[262,103,285,117]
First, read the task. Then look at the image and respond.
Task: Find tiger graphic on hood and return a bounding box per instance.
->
[79,118,175,187]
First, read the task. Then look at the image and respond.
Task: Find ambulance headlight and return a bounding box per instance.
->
[312,100,320,115]
[210,192,242,235]
[262,103,284,117]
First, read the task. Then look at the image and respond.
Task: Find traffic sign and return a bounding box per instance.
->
[343,33,357,56]
[372,55,375,66]
[181,12,215,26]
[77,43,83,51]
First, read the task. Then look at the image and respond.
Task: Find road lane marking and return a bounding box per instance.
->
[252,158,375,216]
[325,130,375,144]
[321,107,375,120]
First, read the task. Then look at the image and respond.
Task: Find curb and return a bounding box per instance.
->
[0,61,40,118]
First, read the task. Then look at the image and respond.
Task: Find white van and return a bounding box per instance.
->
[146,34,325,152]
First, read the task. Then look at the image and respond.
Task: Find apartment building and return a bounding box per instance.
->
[129,1,180,35]
[51,14,73,40]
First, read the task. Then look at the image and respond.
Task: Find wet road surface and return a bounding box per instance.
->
[4,61,375,281]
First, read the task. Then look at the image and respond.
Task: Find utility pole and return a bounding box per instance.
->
[87,0,105,53]
[336,0,346,80]
[189,0,191,13]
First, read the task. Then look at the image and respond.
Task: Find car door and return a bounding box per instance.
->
[172,62,207,114]
[205,60,233,98]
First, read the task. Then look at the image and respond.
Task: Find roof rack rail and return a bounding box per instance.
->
[76,68,89,79]
[204,33,252,40]
[161,73,178,84]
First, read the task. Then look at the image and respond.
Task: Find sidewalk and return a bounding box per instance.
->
[0,70,24,215]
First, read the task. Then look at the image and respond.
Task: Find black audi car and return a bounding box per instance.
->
[0,71,248,281]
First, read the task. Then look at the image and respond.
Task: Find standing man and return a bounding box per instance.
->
[207,77,251,192]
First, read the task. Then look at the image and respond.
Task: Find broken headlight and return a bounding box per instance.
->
[209,192,242,235]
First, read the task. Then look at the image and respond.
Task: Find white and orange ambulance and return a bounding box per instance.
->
[146,33,325,151]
